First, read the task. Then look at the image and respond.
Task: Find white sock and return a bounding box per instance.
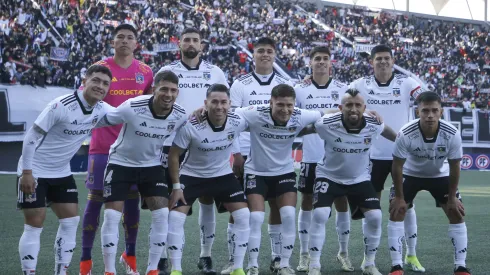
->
[231,208,251,270]
[298,209,312,254]
[404,206,418,256]
[199,203,216,258]
[279,206,296,268]
[308,207,331,269]
[147,208,169,273]
[362,210,382,267]
[247,211,265,268]
[268,224,282,259]
[54,216,80,275]
[336,211,350,254]
[101,209,122,273]
[168,211,187,272]
[388,220,405,266]
[19,224,43,272]
[227,223,235,263]
[449,223,468,267]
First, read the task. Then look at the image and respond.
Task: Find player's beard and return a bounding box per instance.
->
[183,49,199,59]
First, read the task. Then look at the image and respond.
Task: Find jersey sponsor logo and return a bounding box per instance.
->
[259,133,295,139]
[179,83,211,89]
[248,99,270,105]
[229,191,244,197]
[333,147,369,153]
[63,129,92,135]
[475,155,490,169]
[242,78,254,85]
[134,131,169,139]
[366,124,378,132]
[367,99,402,105]
[408,132,420,139]
[66,189,77,192]
[328,124,341,130]
[68,102,79,111]
[305,103,338,109]
[460,154,473,169]
[135,72,144,84]
[279,178,295,184]
[393,88,401,97]
[203,72,211,80]
[413,154,442,160]
[198,144,233,152]
[133,107,148,115]
[156,183,168,187]
[109,89,144,96]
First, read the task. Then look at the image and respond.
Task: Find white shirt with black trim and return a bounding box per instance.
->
[173,112,247,178]
[235,104,321,176]
[104,95,187,167]
[230,71,294,155]
[315,112,385,185]
[349,73,423,160]
[393,119,462,178]
[17,91,111,178]
[295,79,349,163]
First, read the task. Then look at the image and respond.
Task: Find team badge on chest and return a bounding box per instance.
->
[203,72,211,81]
[135,72,144,84]
[393,88,401,97]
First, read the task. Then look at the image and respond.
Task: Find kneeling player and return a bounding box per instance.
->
[167,84,250,275]
[99,71,187,275]
[307,90,396,275]
[17,65,113,275]
[388,92,471,275]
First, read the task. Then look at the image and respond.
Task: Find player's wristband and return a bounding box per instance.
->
[172,183,181,190]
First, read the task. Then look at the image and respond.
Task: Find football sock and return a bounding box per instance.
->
[147,208,169,273]
[404,206,418,256]
[362,210,382,267]
[388,220,405,266]
[19,224,43,272]
[336,211,350,254]
[308,207,331,269]
[199,202,216,258]
[298,209,312,254]
[101,209,122,273]
[449,222,468,267]
[168,211,187,272]
[231,208,250,270]
[248,211,265,268]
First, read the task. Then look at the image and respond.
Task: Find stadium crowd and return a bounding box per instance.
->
[2,0,490,107]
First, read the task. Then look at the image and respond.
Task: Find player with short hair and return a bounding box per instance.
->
[157,27,229,275]
[224,37,294,275]
[99,70,187,275]
[80,23,154,275]
[294,46,353,272]
[388,92,470,275]
[307,90,397,275]
[17,65,113,275]
[349,44,425,272]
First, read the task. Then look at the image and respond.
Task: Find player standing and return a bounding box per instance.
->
[388,92,470,275]
[294,46,352,272]
[349,44,425,272]
[157,27,229,275]
[307,90,397,275]
[17,65,113,275]
[224,37,294,275]
[79,24,154,275]
[166,84,250,275]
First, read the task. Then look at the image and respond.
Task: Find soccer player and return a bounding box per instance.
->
[80,23,154,275]
[225,37,294,275]
[294,46,352,272]
[349,44,425,271]
[99,70,187,275]
[166,84,250,275]
[307,90,397,275]
[17,65,113,275]
[157,27,229,275]
[388,92,470,275]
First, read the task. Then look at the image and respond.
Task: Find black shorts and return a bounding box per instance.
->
[215,156,249,213]
[17,175,78,209]
[298,162,317,194]
[313,178,381,220]
[389,175,463,207]
[370,159,392,192]
[103,164,168,202]
[244,172,297,199]
[175,173,246,209]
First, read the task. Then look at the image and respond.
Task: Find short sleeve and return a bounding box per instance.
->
[230,81,244,108]
[104,99,129,125]
[34,101,67,132]
[294,84,304,108]
[300,109,322,126]
[172,122,192,150]
[314,116,330,140]
[215,67,230,88]
[234,106,256,125]
[393,130,409,159]
[448,132,463,160]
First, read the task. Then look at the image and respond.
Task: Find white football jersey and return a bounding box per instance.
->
[393,119,462,178]
[295,79,349,163]
[350,73,423,160]
[315,112,385,185]
[230,71,293,155]
[17,92,111,178]
[105,95,187,167]
[235,105,321,176]
[173,112,247,178]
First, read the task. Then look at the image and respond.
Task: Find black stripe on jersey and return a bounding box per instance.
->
[61,98,77,106]
[257,106,270,112]
[130,102,149,108]
[292,109,301,116]
[365,117,382,125]
[173,104,186,114]
[237,73,252,81]
[60,95,76,105]
[440,124,457,135]
[403,126,419,136]
[131,98,151,105]
[227,112,241,120]
[402,122,419,135]
[394,73,407,79]
[322,116,341,125]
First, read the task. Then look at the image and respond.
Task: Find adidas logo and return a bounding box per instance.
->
[103,242,115,248]
[249,248,259,253]
[342,230,350,235]
[140,122,147,127]
[238,243,248,247]
[306,94,313,99]
[263,124,269,128]
[206,234,215,239]
[201,138,209,143]
[250,91,257,95]
[369,90,375,95]
[458,248,467,253]
[335,137,342,142]
[178,74,183,78]
[414,147,421,152]
[71,120,77,125]
[299,230,308,234]
[111,77,117,82]
[310,247,319,252]
[389,246,397,252]
[168,245,178,250]
[64,249,74,253]
[153,242,166,247]
[408,233,417,239]
[283,245,294,250]
[22,255,34,260]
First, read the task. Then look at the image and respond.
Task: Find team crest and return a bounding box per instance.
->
[288,126,297,133]
[203,72,211,81]
[437,146,446,152]
[167,122,176,131]
[246,175,256,189]
[135,72,144,84]
[393,88,401,97]
[331,91,339,101]
[364,137,372,145]
[227,132,235,141]
[91,115,99,126]
[25,193,37,203]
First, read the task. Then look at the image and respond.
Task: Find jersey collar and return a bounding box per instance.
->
[312,78,332,90]
[418,120,439,143]
[252,71,276,86]
[374,73,394,87]
[340,114,366,134]
[181,58,203,71]
[74,91,94,115]
[206,114,227,132]
[148,96,173,120]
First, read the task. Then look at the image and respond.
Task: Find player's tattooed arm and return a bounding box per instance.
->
[298,124,316,137]
[381,125,397,141]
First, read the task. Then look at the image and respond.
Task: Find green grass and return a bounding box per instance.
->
[0,171,487,274]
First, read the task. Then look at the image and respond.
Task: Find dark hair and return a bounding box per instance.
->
[153,70,179,86]
[416,92,441,105]
[114,23,138,38]
[370,44,392,59]
[271,84,296,99]
[345,89,360,98]
[206,84,230,97]
[181,27,202,39]
[86,64,112,80]
[309,46,331,59]
[254,37,276,49]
